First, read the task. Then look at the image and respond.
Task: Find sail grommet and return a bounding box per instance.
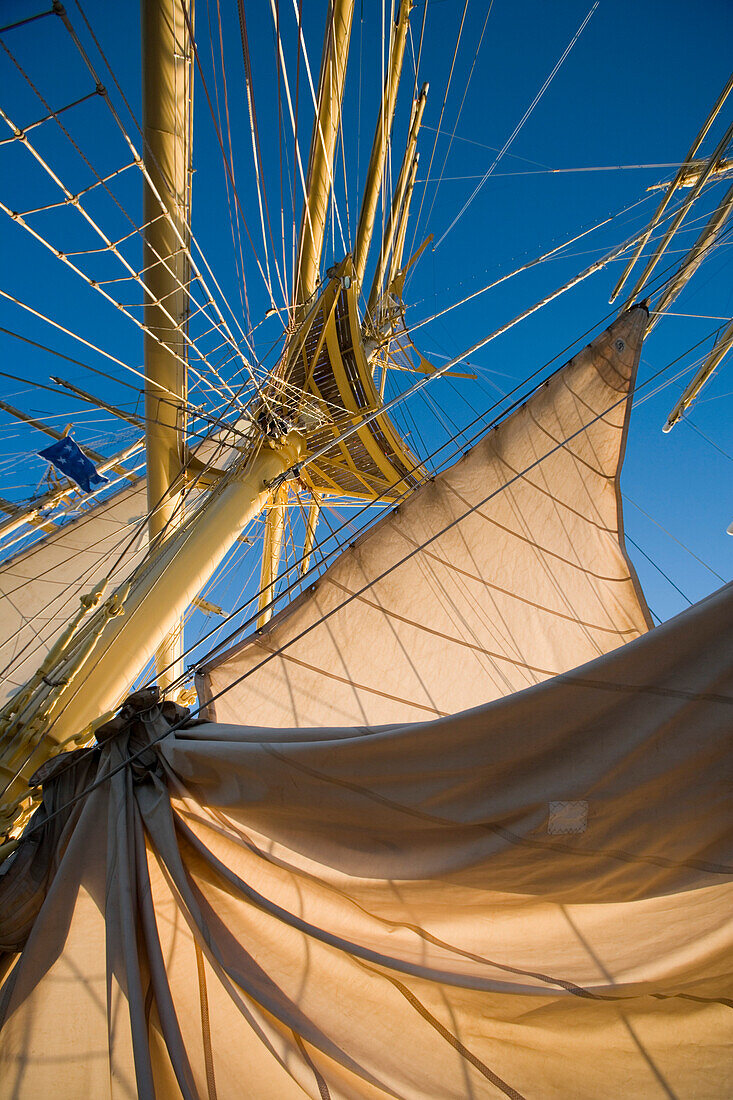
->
[615,338,626,352]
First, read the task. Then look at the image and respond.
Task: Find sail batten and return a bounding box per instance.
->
[201,308,652,728]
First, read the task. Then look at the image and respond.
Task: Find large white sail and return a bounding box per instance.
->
[200,307,652,727]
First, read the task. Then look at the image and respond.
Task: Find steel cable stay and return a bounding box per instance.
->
[173,0,285,321]
[0,290,270,438]
[205,0,251,334]
[420,0,494,239]
[404,0,469,267]
[0,122,249,412]
[417,162,733,182]
[268,0,323,313]
[236,0,289,307]
[622,493,726,584]
[272,0,293,308]
[288,0,348,260]
[408,198,725,325]
[432,1,600,252]
[59,6,271,372]
[407,184,730,336]
[0,40,248,398]
[68,0,265,371]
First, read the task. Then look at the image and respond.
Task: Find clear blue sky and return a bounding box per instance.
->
[1,0,731,652]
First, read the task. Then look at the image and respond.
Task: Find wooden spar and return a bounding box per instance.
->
[645,157,733,192]
[388,150,420,288]
[663,318,733,431]
[610,72,733,304]
[141,0,193,691]
[620,115,733,310]
[294,0,355,312]
[300,495,321,576]
[366,83,428,320]
[257,484,288,628]
[0,431,305,831]
[649,180,733,332]
[354,0,413,288]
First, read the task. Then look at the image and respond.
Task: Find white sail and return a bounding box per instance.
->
[200,307,652,727]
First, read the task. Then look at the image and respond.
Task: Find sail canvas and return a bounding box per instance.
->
[1,578,730,1098]
[200,308,652,728]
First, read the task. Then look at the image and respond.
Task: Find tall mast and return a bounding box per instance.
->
[141,0,193,690]
[294,0,355,312]
[353,0,413,288]
[389,150,420,287]
[367,82,428,318]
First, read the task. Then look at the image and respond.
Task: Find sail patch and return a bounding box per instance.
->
[548,800,588,834]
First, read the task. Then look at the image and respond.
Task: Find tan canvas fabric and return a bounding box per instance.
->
[1,581,731,1099]
[201,307,651,728]
[0,430,245,703]
[0,478,150,702]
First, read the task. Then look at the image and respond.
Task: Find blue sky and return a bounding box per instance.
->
[1,0,731,656]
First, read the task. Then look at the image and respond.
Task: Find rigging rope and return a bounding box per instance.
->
[69,0,263,371]
[433,1,599,250]
[406,0,469,263]
[420,0,494,236]
[0,55,256,406]
[237,0,289,306]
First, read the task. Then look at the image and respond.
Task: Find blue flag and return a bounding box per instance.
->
[39,436,109,495]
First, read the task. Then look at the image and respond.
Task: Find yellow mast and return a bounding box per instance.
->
[389,150,420,288]
[294,0,355,312]
[257,484,288,628]
[353,0,413,288]
[367,83,428,319]
[300,494,321,577]
[141,0,193,691]
[258,0,354,620]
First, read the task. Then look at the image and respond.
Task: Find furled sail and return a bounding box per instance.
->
[199,306,652,727]
[1,579,730,1098]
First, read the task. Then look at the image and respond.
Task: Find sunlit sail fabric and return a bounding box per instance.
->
[0,478,149,703]
[0,431,243,703]
[1,581,731,1099]
[200,307,652,727]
